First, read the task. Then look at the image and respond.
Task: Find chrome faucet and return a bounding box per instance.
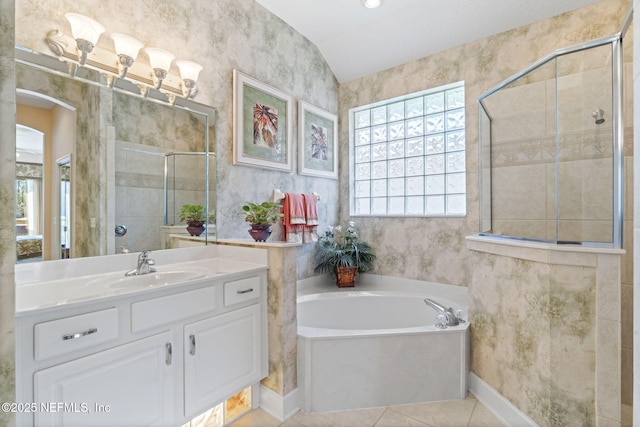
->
[424,298,465,329]
[125,250,156,276]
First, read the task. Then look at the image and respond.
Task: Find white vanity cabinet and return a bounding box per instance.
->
[15,269,267,427]
[33,331,174,426]
[185,304,262,415]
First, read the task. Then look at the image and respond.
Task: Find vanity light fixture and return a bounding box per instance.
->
[46,14,203,102]
[111,33,144,79]
[64,13,105,66]
[176,60,203,98]
[361,0,382,9]
[145,47,175,89]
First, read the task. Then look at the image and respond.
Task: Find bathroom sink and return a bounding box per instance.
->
[84,270,207,290]
[110,270,207,289]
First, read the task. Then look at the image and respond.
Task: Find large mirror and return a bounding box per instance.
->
[15,47,216,263]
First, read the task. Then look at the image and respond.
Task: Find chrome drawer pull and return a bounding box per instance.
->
[237,288,254,294]
[166,343,172,365]
[189,334,196,356]
[62,327,98,341]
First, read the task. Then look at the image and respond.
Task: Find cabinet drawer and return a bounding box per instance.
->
[224,276,261,306]
[131,286,216,333]
[34,308,118,361]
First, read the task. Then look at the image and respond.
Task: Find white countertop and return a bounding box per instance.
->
[15,246,268,315]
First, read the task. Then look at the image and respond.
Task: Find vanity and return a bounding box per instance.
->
[14,245,268,426]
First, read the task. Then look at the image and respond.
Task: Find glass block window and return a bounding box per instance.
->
[350,83,466,217]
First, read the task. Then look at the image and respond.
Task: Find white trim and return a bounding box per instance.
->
[469,372,537,427]
[258,385,299,421]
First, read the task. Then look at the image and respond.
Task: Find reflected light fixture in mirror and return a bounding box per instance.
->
[146,47,175,89]
[176,60,203,98]
[64,13,105,66]
[361,0,382,8]
[111,33,144,78]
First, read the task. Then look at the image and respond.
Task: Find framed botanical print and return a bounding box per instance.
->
[233,70,293,172]
[297,100,338,179]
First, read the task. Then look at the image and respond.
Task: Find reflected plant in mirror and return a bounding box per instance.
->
[178,204,210,237]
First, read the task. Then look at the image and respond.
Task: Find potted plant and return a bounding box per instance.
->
[313,221,376,287]
[179,204,207,236]
[241,201,284,242]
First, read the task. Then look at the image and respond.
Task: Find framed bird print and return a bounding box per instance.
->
[298,100,338,179]
[233,69,293,172]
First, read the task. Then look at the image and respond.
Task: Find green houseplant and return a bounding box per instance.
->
[241,201,284,242]
[313,221,376,287]
[179,204,207,236]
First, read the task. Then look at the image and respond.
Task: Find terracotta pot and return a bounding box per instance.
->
[335,266,358,287]
[186,223,205,237]
[248,224,272,242]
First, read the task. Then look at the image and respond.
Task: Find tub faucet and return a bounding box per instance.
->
[125,250,156,276]
[424,298,465,329]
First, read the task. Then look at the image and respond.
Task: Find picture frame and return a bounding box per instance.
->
[233,69,293,172]
[297,100,338,179]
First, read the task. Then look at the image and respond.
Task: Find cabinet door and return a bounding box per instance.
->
[184,304,263,417]
[34,332,174,427]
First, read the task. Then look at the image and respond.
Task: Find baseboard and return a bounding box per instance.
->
[259,385,299,421]
[469,372,537,427]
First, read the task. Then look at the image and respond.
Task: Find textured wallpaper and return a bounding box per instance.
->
[338,0,631,286]
[3,0,635,422]
[14,0,340,278]
[0,0,15,423]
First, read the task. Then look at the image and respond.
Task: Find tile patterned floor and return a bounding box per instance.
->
[229,395,507,427]
[230,399,635,427]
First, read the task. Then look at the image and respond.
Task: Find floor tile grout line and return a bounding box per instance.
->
[382,406,433,427]
[372,407,390,426]
[465,398,478,427]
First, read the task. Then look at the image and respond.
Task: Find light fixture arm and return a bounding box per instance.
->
[117,54,135,78]
[75,39,94,66]
[181,79,197,98]
[152,68,168,89]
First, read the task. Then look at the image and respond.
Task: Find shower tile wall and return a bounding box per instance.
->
[114,142,166,253]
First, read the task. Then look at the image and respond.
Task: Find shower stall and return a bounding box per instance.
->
[113,148,215,253]
[478,30,629,248]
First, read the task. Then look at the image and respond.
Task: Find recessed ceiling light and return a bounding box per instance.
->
[362,0,381,9]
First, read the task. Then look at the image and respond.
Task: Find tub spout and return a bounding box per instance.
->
[424,298,465,329]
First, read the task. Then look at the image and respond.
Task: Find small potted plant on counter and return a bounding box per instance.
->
[313,221,376,287]
[241,201,284,242]
[179,203,207,237]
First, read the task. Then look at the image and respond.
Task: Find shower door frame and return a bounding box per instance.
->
[478,22,630,248]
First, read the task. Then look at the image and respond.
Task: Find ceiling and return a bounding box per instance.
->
[255,0,600,83]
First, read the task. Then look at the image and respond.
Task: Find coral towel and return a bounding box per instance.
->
[303,194,319,242]
[283,193,305,242]
[282,193,319,243]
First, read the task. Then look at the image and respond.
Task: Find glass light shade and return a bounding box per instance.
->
[111,33,144,59]
[361,0,381,8]
[145,47,175,71]
[176,60,203,82]
[65,13,105,44]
